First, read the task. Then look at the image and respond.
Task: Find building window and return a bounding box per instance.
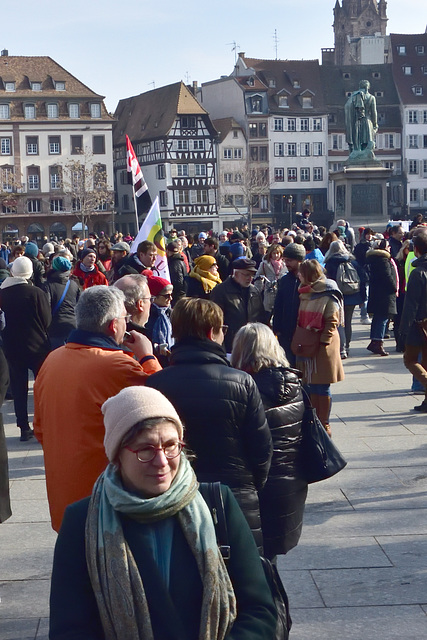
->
[122,194,129,210]
[313,142,323,156]
[235,195,244,206]
[274,143,284,157]
[176,190,190,204]
[223,148,232,159]
[278,95,288,108]
[423,160,427,175]
[224,173,233,184]
[195,164,206,177]
[31,82,42,91]
[90,103,101,118]
[234,148,243,159]
[250,122,267,137]
[50,166,61,190]
[287,168,297,182]
[26,136,38,155]
[274,168,284,182]
[27,167,40,190]
[4,82,15,92]
[157,164,166,179]
[384,134,394,149]
[300,168,310,182]
[55,81,66,90]
[402,66,412,75]
[68,103,80,118]
[287,118,296,132]
[50,199,63,212]
[313,118,322,131]
[372,72,381,79]
[1,167,13,192]
[159,191,168,207]
[397,45,406,55]
[409,160,418,174]
[424,111,427,124]
[259,146,268,162]
[301,142,310,156]
[193,139,204,150]
[154,140,163,152]
[250,147,258,162]
[192,190,208,204]
[224,195,233,207]
[410,189,419,203]
[177,140,188,151]
[24,103,36,119]
[274,118,283,132]
[177,164,188,177]
[234,173,242,184]
[250,96,262,112]
[0,104,10,120]
[72,198,81,211]
[71,135,83,154]
[412,86,423,96]
[47,103,59,118]
[415,45,425,55]
[409,135,418,149]
[249,123,257,138]
[408,110,418,124]
[27,199,41,213]
[93,135,105,154]
[49,136,61,154]
[181,116,196,129]
[375,91,384,98]
[424,189,427,203]
[424,135,427,149]
[1,138,11,155]
[302,96,313,108]
[287,143,296,156]
[314,167,323,181]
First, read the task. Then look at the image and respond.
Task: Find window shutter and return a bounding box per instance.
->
[190,190,197,204]
[188,164,195,177]
[188,139,193,151]
[376,134,383,149]
[296,143,300,156]
[171,164,177,178]
[208,189,215,204]
[396,133,401,148]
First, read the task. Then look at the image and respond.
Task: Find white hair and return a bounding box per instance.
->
[231,323,289,373]
[75,286,125,333]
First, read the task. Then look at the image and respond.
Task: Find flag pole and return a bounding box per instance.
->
[133,190,139,233]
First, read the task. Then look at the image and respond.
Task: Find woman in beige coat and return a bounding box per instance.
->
[295,259,344,435]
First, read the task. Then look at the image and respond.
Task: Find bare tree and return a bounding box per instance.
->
[224,165,271,230]
[0,167,23,213]
[63,149,114,234]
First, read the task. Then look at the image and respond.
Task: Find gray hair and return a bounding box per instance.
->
[324,239,349,261]
[75,285,125,332]
[113,274,149,315]
[231,322,289,373]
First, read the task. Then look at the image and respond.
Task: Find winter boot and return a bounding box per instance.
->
[311,394,332,437]
[367,340,389,356]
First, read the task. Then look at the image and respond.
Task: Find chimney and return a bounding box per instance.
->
[192,80,198,95]
[238,52,245,59]
[1,49,9,57]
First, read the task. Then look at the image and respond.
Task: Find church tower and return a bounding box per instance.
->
[333,0,388,65]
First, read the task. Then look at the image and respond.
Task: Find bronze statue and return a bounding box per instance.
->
[345,80,378,163]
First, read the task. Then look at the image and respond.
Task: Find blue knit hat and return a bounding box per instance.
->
[52,256,72,272]
[24,242,39,258]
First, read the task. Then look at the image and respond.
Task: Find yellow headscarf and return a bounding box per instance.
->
[189,255,222,293]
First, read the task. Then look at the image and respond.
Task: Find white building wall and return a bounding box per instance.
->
[402,106,427,211]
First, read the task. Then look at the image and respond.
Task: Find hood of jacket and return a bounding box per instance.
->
[366,248,391,260]
[169,337,230,367]
[0,276,29,289]
[411,254,427,270]
[252,366,302,408]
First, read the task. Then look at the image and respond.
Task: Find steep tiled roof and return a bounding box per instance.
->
[320,63,401,129]
[212,117,244,143]
[0,55,111,120]
[238,57,327,114]
[113,81,208,145]
[390,33,427,105]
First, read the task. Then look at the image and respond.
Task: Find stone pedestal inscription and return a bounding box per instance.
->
[351,184,382,216]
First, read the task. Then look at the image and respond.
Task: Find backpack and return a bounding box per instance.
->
[336,261,360,295]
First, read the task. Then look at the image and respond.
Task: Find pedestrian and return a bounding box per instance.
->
[366,239,397,356]
[187,255,222,299]
[254,244,287,317]
[166,241,187,304]
[42,256,80,350]
[0,347,11,522]
[231,322,307,560]
[72,248,108,289]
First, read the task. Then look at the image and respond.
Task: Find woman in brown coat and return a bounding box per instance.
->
[295,259,344,435]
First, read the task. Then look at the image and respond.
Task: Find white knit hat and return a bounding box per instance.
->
[10,256,33,280]
[102,386,183,462]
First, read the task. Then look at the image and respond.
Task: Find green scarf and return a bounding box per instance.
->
[85,456,236,640]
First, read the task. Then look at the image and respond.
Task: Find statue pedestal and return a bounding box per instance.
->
[331,165,392,226]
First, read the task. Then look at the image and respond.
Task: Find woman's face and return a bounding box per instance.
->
[154,288,173,307]
[270,249,281,261]
[118,421,181,497]
[208,263,218,275]
[98,243,108,255]
[82,253,96,267]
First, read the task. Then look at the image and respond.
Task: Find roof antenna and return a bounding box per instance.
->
[227,41,240,64]
[273,29,279,60]
[185,71,190,84]
[148,81,155,90]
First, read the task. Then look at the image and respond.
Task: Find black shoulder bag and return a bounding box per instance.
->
[199,482,292,640]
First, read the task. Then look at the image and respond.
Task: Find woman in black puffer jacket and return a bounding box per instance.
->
[42,256,80,350]
[231,322,308,560]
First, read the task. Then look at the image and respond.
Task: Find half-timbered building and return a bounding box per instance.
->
[113,82,218,235]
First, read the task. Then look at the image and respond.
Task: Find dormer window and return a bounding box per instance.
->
[47,103,59,118]
[375,91,384,98]
[415,45,425,55]
[269,79,276,88]
[372,72,381,79]
[403,66,412,75]
[90,103,101,118]
[247,77,255,87]
[293,80,300,88]
[5,82,15,92]
[413,85,423,96]
[397,45,406,55]
[302,96,313,108]
[31,82,42,91]
[24,103,36,119]
[250,95,262,113]
[278,95,288,108]
[343,72,350,79]
[55,81,65,91]
[68,103,80,118]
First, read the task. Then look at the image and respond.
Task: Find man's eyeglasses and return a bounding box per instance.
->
[141,296,155,303]
[221,325,228,335]
[125,441,184,463]
[157,293,173,299]
[118,314,132,323]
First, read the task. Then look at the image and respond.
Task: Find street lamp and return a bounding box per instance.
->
[287,195,293,229]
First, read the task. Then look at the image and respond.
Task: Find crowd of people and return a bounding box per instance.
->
[1,211,427,638]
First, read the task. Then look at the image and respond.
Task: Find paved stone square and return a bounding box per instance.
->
[0,318,426,639]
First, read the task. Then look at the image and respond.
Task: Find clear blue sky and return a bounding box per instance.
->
[3,0,426,112]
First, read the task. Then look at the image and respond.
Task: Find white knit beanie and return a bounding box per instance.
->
[10,256,33,280]
[102,386,183,462]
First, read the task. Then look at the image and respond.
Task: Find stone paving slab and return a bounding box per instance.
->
[303,507,427,536]
[375,534,427,569]
[287,605,427,640]
[0,579,50,619]
[0,618,45,640]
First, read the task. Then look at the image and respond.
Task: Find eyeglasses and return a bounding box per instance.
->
[118,314,132,323]
[141,296,155,303]
[157,293,173,299]
[221,325,228,335]
[125,441,184,463]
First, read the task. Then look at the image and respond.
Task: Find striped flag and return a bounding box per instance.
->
[130,197,170,280]
[126,135,152,218]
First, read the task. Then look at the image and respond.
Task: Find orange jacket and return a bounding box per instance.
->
[34,342,161,531]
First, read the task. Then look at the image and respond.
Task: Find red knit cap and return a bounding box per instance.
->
[142,269,172,296]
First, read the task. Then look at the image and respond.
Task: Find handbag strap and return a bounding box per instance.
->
[199,482,230,560]
[52,279,71,316]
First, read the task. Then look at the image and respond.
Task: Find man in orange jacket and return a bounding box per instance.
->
[34,285,161,531]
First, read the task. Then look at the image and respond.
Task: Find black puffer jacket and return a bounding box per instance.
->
[42,271,80,342]
[167,253,187,305]
[366,248,397,316]
[146,338,272,550]
[252,366,307,557]
[400,254,427,345]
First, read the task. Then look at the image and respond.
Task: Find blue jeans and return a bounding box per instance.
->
[360,300,368,319]
[370,315,388,341]
[308,383,331,397]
